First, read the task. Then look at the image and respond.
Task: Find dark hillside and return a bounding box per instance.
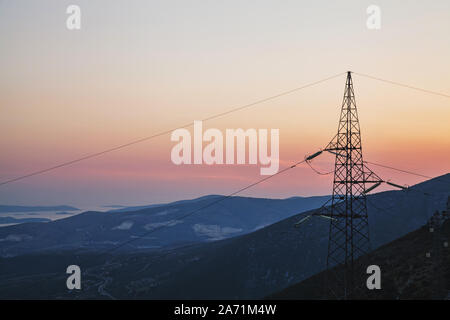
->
[269,213,450,299]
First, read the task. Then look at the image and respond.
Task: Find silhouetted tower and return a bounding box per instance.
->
[321,72,382,299]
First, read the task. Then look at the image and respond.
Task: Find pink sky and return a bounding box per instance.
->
[0,1,449,206]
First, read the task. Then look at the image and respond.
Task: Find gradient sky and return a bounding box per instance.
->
[0,0,449,206]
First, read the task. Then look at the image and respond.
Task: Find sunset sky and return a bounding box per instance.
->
[0,0,449,206]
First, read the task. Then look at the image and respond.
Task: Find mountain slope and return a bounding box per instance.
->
[96,174,449,299]
[269,217,450,299]
[0,195,329,257]
[0,174,448,299]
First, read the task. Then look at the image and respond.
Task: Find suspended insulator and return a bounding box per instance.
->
[319,215,337,221]
[386,181,408,190]
[364,181,383,194]
[294,215,311,227]
[306,150,323,161]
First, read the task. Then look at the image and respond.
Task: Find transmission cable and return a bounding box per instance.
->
[354,72,450,99]
[0,72,345,187]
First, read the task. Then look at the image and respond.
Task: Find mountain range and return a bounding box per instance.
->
[0,173,448,299]
[0,205,79,213]
[0,195,329,257]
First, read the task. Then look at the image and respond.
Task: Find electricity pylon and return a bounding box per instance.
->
[298,71,408,298]
[319,71,382,299]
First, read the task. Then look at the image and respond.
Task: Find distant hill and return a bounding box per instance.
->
[0,195,329,257]
[0,174,448,299]
[0,217,51,224]
[106,195,225,213]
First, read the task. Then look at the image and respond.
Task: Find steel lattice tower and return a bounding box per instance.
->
[320,71,382,299]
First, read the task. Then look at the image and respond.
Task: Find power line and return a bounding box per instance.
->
[100,159,444,285]
[9,156,446,294]
[364,160,450,188]
[66,158,450,255]
[5,157,311,292]
[305,160,334,175]
[364,161,432,179]
[2,71,448,188]
[10,160,443,296]
[353,72,450,99]
[99,158,308,255]
[0,129,181,187]
[0,72,345,188]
